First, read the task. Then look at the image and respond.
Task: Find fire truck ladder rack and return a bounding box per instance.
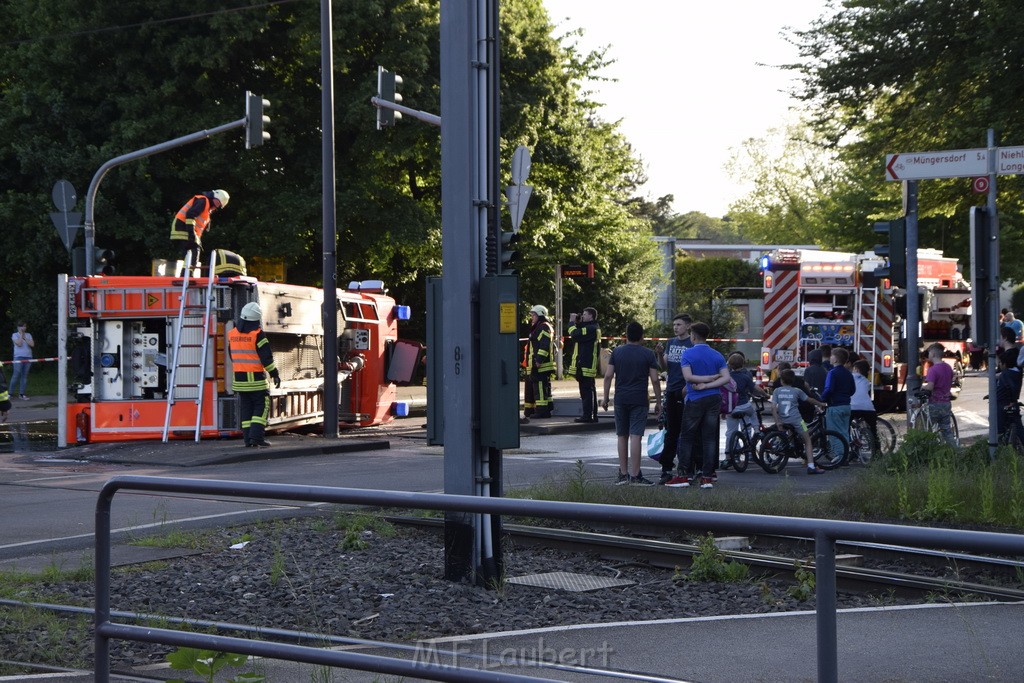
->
[858,287,879,399]
[162,251,224,442]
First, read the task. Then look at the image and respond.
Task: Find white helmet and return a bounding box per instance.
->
[530,305,548,317]
[212,189,230,208]
[240,302,262,321]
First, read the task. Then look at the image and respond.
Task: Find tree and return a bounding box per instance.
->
[786,0,1024,280]
[672,256,761,341]
[0,0,663,350]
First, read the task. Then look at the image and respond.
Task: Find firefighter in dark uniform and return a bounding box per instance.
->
[170,189,230,275]
[524,304,555,419]
[229,302,281,447]
[568,307,601,423]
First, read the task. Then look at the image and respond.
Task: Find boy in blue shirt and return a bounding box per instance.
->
[821,347,854,458]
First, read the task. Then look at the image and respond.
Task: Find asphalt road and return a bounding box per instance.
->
[0,372,995,570]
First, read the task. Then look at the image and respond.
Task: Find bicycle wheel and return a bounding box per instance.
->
[726,431,750,473]
[849,418,875,464]
[813,429,849,470]
[874,417,898,456]
[758,430,790,474]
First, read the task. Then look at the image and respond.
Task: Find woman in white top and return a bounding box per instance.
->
[10,321,34,400]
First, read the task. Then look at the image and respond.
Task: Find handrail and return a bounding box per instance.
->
[95,475,1024,683]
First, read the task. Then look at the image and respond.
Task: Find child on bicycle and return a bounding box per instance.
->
[920,344,957,446]
[849,359,879,459]
[722,352,769,469]
[770,369,827,474]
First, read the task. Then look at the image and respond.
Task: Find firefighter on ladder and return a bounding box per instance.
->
[229,302,281,447]
[170,189,230,276]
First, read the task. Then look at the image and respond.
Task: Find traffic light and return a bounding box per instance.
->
[245,91,271,149]
[498,230,519,275]
[95,247,115,276]
[376,66,403,129]
[873,218,907,288]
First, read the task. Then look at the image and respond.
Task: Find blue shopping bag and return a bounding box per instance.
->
[646,428,667,461]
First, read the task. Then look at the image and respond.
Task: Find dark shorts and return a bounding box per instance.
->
[614,403,648,436]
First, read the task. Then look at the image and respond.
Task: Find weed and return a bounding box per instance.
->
[130,528,214,550]
[680,534,749,583]
[978,466,996,522]
[333,512,397,538]
[269,544,286,586]
[340,529,369,551]
[759,580,783,606]
[787,560,815,601]
[166,646,265,683]
[916,457,961,520]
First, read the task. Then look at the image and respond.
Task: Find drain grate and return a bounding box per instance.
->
[506,571,634,592]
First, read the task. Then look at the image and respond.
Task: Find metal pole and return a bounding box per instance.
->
[321,0,339,438]
[986,128,1000,460]
[83,120,244,276]
[555,265,563,379]
[904,181,921,394]
[57,275,68,449]
[814,530,839,683]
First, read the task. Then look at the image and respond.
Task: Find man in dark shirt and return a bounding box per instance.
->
[821,347,854,457]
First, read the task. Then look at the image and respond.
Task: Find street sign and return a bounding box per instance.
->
[49,179,82,252]
[560,263,594,279]
[972,176,990,193]
[505,184,532,231]
[511,145,531,185]
[886,144,1024,181]
[52,179,77,212]
[884,149,987,181]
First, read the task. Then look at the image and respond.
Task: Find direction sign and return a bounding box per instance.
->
[885,143,1024,181]
[884,149,987,181]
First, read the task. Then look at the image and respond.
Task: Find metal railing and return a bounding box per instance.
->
[95,475,1024,683]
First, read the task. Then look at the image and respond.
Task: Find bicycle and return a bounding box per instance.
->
[906,391,960,446]
[848,415,898,463]
[983,396,1024,451]
[758,407,850,473]
[724,398,770,473]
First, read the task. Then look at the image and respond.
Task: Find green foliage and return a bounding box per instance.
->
[1011,284,1024,315]
[785,0,1024,281]
[672,257,762,342]
[0,0,661,348]
[166,647,264,683]
[787,560,815,602]
[681,534,749,583]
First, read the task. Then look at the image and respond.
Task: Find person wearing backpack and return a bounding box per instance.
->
[722,352,769,469]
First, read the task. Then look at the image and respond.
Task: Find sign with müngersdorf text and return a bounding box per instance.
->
[885,145,1024,181]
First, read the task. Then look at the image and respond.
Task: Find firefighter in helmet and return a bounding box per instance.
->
[170,189,230,275]
[524,304,555,420]
[229,301,281,447]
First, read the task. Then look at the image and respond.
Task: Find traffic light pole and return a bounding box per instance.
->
[82,119,245,276]
[985,128,1000,461]
[369,97,442,127]
[903,181,921,395]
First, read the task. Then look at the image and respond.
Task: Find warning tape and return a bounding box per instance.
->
[0,357,58,365]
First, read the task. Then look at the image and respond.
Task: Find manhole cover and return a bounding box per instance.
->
[506,571,634,592]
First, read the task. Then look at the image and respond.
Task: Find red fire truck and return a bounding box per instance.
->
[57,269,417,446]
[758,248,970,403]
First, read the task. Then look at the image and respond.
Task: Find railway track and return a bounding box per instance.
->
[392,516,1024,602]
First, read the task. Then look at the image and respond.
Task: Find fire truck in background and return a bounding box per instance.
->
[758,248,970,407]
[58,264,418,446]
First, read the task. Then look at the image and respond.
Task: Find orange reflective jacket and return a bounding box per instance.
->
[228,328,264,372]
[172,195,213,240]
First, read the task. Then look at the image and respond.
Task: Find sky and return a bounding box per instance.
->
[543,0,830,218]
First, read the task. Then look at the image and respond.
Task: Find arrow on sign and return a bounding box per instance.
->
[886,155,901,180]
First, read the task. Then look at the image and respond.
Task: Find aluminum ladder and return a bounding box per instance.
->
[162,252,222,442]
[858,287,880,399]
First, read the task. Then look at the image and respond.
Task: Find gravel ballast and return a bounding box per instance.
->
[21,515,923,672]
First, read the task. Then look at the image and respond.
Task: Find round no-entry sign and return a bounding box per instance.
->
[972,176,990,193]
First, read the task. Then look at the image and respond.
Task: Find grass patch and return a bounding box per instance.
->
[129,528,218,551]
[511,451,1024,532]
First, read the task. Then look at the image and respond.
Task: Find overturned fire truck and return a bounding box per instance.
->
[57,267,416,446]
[758,248,970,403]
